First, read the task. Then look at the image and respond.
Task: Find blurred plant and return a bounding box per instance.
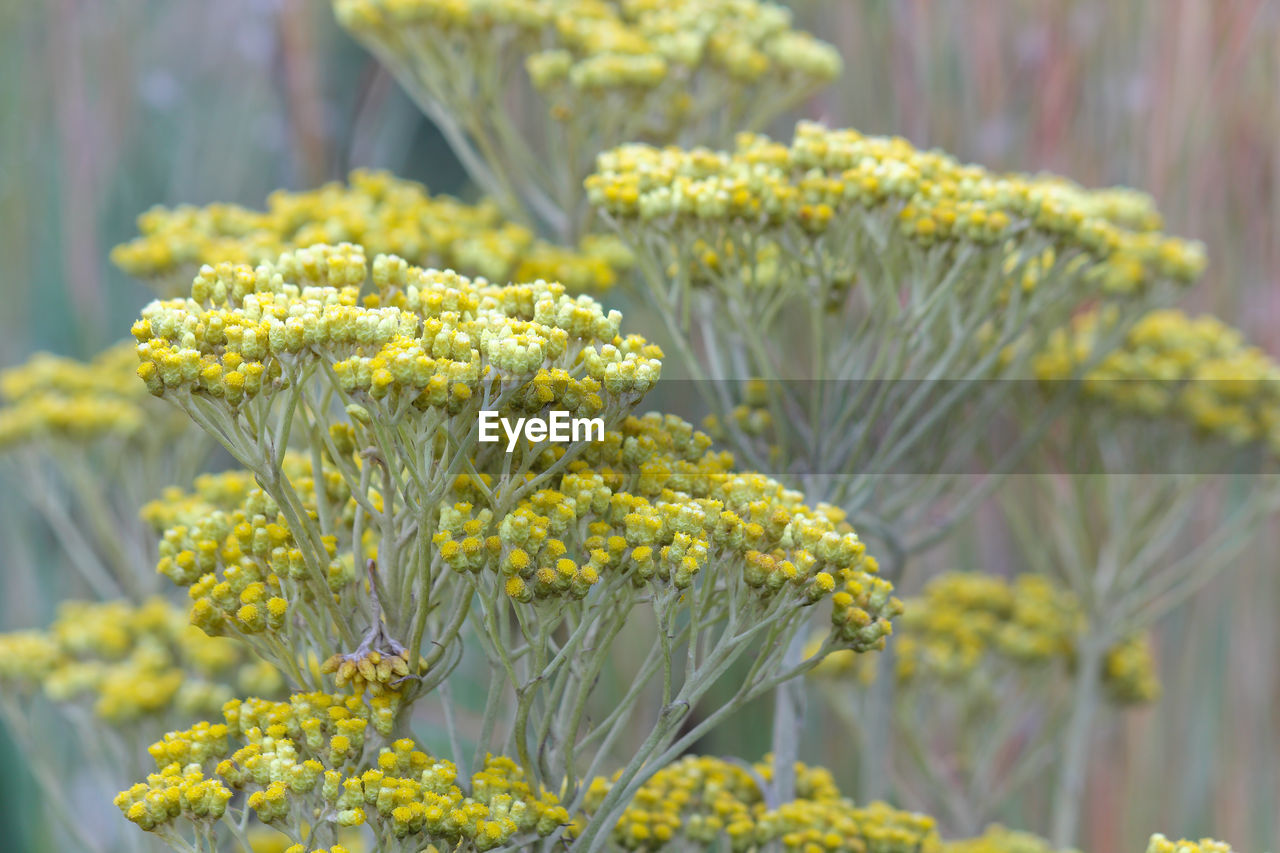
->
[0,596,283,853]
[121,242,898,850]
[578,754,938,851]
[791,2,1280,343]
[942,824,1066,853]
[809,572,1158,835]
[112,170,629,298]
[1145,836,1234,853]
[1019,308,1280,845]
[0,343,212,598]
[935,826,1236,853]
[332,0,841,241]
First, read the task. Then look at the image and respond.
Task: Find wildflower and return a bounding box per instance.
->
[0,342,209,596]
[1147,835,1235,853]
[332,0,841,238]
[118,693,569,849]
[811,572,1159,702]
[112,170,625,296]
[586,122,1204,561]
[1035,308,1280,455]
[133,246,898,835]
[579,754,938,852]
[0,342,164,449]
[0,597,281,725]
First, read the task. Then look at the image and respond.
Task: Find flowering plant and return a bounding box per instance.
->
[0,3,1271,853]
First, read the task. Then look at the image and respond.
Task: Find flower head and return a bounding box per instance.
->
[113,170,625,295]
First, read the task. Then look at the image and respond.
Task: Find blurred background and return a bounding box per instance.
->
[1,1,1276,850]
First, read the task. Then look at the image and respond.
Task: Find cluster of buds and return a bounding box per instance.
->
[0,597,281,725]
[588,122,1205,295]
[580,754,937,852]
[810,572,1159,707]
[131,244,659,409]
[0,342,155,449]
[146,454,379,685]
[112,169,625,296]
[334,0,839,115]
[1035,308,1280,455]
[940,827,1236,853]
[333,0,840,238]
[118,692,569,850]
[584,121,1206,560]
[1147,835,1235,853]
[134,245,896,782]
[321,646,413,696]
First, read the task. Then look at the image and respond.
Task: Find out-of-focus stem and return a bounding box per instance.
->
[1051,632,1104,848]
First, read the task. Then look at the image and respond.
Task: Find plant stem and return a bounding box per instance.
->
[1050,634,1104,848]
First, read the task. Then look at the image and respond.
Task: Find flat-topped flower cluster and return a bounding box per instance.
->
[1036,308,1280,454]
[332,0,841,239]
[0,597,281,724]
[588,122,1204,295]
[112,170,625,296]
[116,692,569,851]
[0,342,157,448]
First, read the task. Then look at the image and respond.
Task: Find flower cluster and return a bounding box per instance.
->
[0,342,153,449]
[117,692,569,850]
[812,573,1159,707]
[588,122,1205,294]
[0,340,211,597]
[132,243,656,408]
[941,825,1063,853]
[1146,835,1234,853]
[150,415,896,659]
[585,122,1204,558]
[580,754,938,852]
[338,0,840,90]
[1035,309,1280,454]
[333,1,840,238]
[935,825,1235,853]
[112,170,625,296]
[131,245,897,824]
[0,597,281,723]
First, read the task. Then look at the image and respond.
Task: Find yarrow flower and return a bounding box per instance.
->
[332,0,841,238]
